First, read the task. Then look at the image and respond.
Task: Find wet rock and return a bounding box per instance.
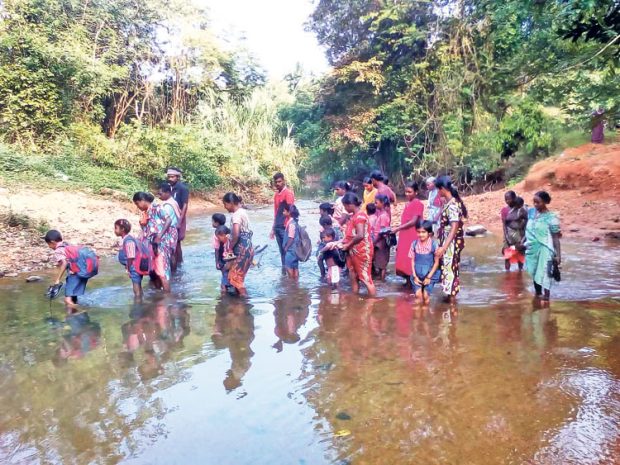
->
[4,273,18,278]
[0,271,5,278]
[592,237,600,242]
[465,225,487,237]
[336,412,352,421]
[26,276,43,282]
[569,228,580,233]
[604,231,620,240]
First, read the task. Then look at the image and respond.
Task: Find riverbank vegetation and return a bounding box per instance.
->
[0,0,618,195]
[0,0,301,194]
[282,0,619,190]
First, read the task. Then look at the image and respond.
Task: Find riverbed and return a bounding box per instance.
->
[1,200,619,465]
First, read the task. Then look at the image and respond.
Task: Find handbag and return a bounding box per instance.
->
[547,259,561,282]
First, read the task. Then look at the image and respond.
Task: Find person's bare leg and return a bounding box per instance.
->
[349,270,359,294]
[133,283,143,302]
[161,277,171,293]
[505,259,511,271]
[363,279,376,297]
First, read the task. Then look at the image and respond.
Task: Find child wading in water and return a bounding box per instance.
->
[319,227,346,289]
[282,204,301,279]
[114,219,145,302]
[409,221,441,304]
[215,225,233,293]
[211,213,227,269]
[45,230,98,312]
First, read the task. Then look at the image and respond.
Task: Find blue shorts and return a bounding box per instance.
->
[285,249,299,270]
[65,274,89,297]
[128,266,143,284]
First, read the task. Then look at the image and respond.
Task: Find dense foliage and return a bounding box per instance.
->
[0,0,300,191]
[282,0,619,190]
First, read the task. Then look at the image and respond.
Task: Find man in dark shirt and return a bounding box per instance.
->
[167,167,189,269]
[270,172,295,274]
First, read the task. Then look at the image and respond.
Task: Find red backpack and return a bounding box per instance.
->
[65,245,99,279]
[123,236,153,276]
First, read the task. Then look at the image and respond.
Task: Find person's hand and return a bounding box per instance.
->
[54,279,60,286]
[554,256,561,266]
[413,276,422,286]
[423,277,431,286]
[153,234,162,244]
[435,247,446,258]
[269,229,275,240]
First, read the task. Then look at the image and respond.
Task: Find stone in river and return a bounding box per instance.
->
[465,225,487,237]
[336,412,352,421]
[26,276,43,282]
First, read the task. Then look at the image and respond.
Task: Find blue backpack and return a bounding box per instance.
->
[65,245,99,279]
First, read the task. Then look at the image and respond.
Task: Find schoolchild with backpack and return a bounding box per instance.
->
[282,204,313,280]
[45,230,99,311]
[282,204,301,279]
[114,219,152,302]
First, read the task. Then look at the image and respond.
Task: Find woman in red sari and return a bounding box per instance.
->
[392,181,424,283]
[337,192,376,297]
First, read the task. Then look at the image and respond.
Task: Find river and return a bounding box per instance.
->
[0,200,619,465]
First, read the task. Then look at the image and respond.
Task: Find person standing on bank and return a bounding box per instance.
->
[167,167,189,271]
[270,172,295,274]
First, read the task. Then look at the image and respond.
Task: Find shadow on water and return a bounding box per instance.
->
[0,200,619,464]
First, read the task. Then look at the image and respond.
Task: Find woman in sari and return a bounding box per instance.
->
[501,191,528,271]
[393,181,424,283]
[222,192,254,297]
[133,188,178,293]
[434,176,467,302]
[525,191,561,301]
[157,184,182,271]
[325,192,376,296]
[371,194,391,281]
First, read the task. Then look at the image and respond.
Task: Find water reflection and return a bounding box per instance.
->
[212,296,255,393]
[52,312,101,366]
[120,299,190,380]
[272,284,311,351]
[0,202,619,464]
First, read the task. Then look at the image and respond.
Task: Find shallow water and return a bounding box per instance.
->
[0,200,619,465]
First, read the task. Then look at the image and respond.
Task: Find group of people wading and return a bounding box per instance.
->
[44,167,563,312]
[268,171,467,302]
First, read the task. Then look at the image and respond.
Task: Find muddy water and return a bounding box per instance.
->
[0,200,619,465]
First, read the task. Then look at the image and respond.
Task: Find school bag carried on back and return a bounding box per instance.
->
[65,245,99,279]
[295,222,313,262]
[120,236,153,276]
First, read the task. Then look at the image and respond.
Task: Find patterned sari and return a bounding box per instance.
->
[525,209,561,291]
[438,198,465,296]
[345,210,374,286]
[228,208,254,291]
[142,202,178,281]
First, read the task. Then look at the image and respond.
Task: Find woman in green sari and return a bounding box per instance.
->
[525,191,562,301]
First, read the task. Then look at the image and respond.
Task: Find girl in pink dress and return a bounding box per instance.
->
[393,181,425,283]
